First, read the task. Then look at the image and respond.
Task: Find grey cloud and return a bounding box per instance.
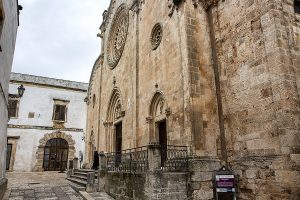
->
[12,0,110,83]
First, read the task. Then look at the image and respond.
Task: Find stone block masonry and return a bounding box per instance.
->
[86,0,300,199]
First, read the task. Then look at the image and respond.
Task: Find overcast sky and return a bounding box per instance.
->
[12,0,110,83]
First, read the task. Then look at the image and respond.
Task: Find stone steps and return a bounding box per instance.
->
[74,172,98,178]
[66,169,98,192]
[67,181,86,192]
[79,191,115,200]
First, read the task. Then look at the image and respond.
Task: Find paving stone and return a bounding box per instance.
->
[4,172,83,200]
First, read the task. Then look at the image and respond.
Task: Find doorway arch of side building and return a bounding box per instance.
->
[34,131,76,172]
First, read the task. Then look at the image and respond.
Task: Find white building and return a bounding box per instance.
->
[7,73,88,172]
[0,0,21,198]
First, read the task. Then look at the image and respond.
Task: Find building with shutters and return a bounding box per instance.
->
[6,73,88,172]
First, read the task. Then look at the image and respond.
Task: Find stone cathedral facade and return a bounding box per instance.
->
[85,0,300,199]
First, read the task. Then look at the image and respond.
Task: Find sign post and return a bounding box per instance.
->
[215,166,236,200]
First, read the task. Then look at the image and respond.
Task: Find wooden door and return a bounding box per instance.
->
[43,138,69,171]
[158,120,167,167]
[115,122,122,166]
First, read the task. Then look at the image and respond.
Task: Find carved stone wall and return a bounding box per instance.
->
[87,0,300,199]
[33,131,76,172]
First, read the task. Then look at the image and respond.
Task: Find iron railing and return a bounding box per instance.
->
[106,146,148,172]
[162,145,189,172]
[105,145,189,173]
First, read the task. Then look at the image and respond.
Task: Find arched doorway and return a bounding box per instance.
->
[43,138,69,171]
[147,91,169,166]
[104,87,125,153]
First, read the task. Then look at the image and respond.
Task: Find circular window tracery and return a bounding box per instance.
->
[151,23,163,50]
[107,5,129,69]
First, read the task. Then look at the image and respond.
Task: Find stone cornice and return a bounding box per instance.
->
[10,73,88,91]
[8,124,84,132]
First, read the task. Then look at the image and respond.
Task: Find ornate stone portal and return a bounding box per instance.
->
[106,4,129,69]
[33,131,76,171]
[104,88,125,152]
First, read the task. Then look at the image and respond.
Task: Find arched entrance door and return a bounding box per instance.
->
[148,91,169,167]
[43,138,69,171]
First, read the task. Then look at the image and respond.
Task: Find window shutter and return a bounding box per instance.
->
[54,105,66,121]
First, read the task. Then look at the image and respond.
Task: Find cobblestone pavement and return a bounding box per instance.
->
[3,172,83,200]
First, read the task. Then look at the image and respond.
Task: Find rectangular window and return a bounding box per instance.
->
[296,0,300,14]
[8,99,19,118]
[53,104,67,122]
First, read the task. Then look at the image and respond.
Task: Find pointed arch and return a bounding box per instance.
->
[104,87,125,153]
[149,91,167,118]
[147,91,170,144]
[106,87,124,123]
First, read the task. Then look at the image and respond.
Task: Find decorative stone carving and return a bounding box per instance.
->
[99,53,104,65]
[113,76,116,85]
[146,116,153,124]
[150,23,163,50]
[193,0,219,10]
[159,100,165,114]
[114,100,122,120]
[102,10,108,21]
[155,98,167,117]
[168,0,184,16]
[84,96,90,105]
[106,4,129,69]
[99,0,116,33]
[165,107,171,116]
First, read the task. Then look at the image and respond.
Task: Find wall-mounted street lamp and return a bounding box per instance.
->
[17,84,25,97]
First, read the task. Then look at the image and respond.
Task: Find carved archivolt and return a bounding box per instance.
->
[149,91,170,119]
[106,4,129,69]
[106,88,125,122]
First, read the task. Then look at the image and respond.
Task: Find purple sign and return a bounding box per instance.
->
[216,175,235,192]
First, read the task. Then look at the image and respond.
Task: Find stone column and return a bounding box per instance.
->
[99,151,107,170]
[146,143,162,200]
[148,143,161,171]
[98,151,107,192]
[73,157,79,169]
[146,117,154,143]
[86,172,95,193]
